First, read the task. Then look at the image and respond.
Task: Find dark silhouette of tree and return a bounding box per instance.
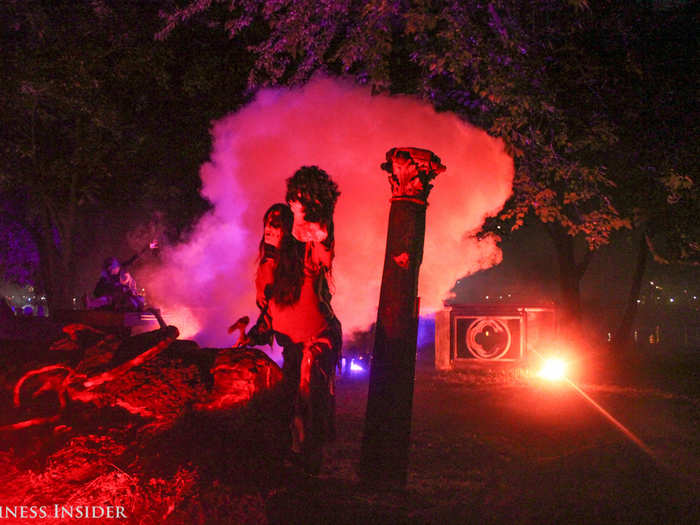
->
[0,0,251,310]
[603,2,698,350]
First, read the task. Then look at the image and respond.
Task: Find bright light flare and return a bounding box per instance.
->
[537,357,567,381]
[349,359,365,372]
[531,348,655,459]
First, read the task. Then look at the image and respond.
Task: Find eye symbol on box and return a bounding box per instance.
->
[393,252,410,269]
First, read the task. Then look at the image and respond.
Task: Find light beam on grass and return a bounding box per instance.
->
[533,349,655,458]
[563,378,655,457]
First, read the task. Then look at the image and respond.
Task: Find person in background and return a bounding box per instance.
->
[92,240,158,311]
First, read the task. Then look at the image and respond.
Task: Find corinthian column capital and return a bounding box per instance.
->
[381,147,446,203]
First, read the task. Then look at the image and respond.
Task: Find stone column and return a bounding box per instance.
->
[360,147,445,486]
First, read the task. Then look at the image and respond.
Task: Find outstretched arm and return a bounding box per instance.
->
[121,239,159,269]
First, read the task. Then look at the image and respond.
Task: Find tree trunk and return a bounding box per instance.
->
[546,224,593,339]
[612,231,649,351]
[35,212,75,313]
[26,101,75,313]
[36,231,61,314]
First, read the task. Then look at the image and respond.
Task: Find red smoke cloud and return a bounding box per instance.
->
[144,77,513,347]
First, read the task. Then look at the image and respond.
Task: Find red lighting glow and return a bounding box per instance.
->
[537,357,567,381]
[531,348,655,458]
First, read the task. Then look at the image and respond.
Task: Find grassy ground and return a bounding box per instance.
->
[270,350,699,524]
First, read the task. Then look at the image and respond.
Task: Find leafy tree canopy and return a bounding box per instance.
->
[160,0,697,330]
[159,0,646,247]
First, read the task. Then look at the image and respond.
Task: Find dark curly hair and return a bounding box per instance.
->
[285,166,340,226]
[259,203,305,306]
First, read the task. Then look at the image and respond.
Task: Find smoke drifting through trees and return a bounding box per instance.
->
[142,77,513,347]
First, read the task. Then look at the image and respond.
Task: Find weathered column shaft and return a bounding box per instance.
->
[360,147,445,486]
